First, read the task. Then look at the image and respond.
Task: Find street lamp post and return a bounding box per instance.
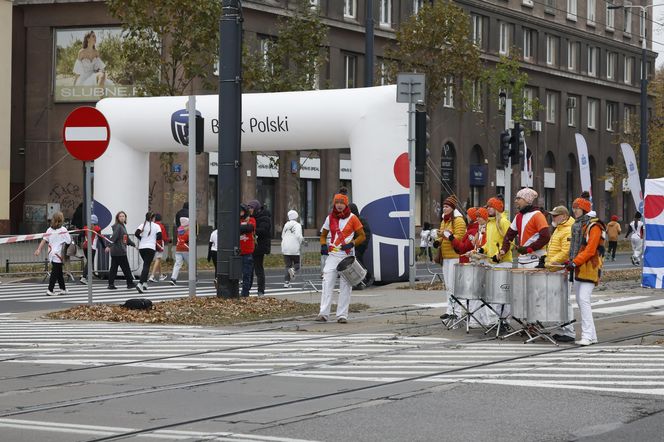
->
[609,3,653,191]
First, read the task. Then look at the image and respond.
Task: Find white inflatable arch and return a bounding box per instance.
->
[95,85,410,282]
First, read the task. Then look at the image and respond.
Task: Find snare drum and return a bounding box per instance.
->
[526,271,568,323]
[484,267,511,305]
[509,269,529,319]
[453,263,485,300]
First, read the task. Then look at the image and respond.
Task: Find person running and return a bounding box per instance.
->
[568,195,606,346]
[605,215,621,262]
[247,199,271,296]
[497,188,550,269]
[317,193,366,323]
[625,212,644,265]
[420,222,434,263]
[280,210,304,288]
[437,196,467,321]
[34,211,71,296]
[240,204,256,297]
[134,211,162,293]
[149,213,170,282]
[208,228,218,274]
[169,217,189,285]
[106,211,136,290]
[79,214,101,284]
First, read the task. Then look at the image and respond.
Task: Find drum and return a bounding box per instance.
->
[336,256,367,286]
[453,263,485,300]
[484,267,511,304]
[509,269,529,319]
[526,270,568,323]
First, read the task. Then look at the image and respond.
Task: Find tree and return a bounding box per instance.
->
[385,0,482,112]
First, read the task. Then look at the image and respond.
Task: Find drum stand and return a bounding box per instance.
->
[501,319,577,345]
[446,295,489,333]
[481,302,511,338]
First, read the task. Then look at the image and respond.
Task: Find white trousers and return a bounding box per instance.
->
[171,252,189,281]
[631,236,643,261]
[320,254,352,320]
[442,258,459,315]
[553,281,576,338]
[575,281,597,341]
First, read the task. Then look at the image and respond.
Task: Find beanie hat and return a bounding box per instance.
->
[287,210,298,221]
[180,217,190,227]
[247,200,261,211]
[611,215,619,222]
[467,207,478,222]
[333,193,349,206]
[516,188,538,205]
[486,197,504,213]
[476,207,489,220]
[443,196,458,210]
[572,197,592,213]
[91,214,98,224]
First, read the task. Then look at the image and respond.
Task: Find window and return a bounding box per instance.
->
[567,0,577,21]
[607,52,616,80]
[523,28,533,60]
[259,36,274,74]
[299,179,317,229]
[545,0,556,14]
[377,59,388,86]
[625,56,634,84]
[606,102,617,131]
[624,2,632,34]
[640,10,647,39]
[344,0,356,19]
[472,14,483,48]
[413,0,424,15]
[523,87,535,120]
[380,0,391,27]
[606,4,615,30]
[587,0,596,25]
[567,96,578,127]
[587,46,598,77]
[624,105,634,133]
[568,41,579,71]
[344,54,357,88]
[546,92,557,123]
[587,98,597,129]
[443,76,454,108]
[499,22,513,55]
[471,80,482,112]
[546,35,558,66]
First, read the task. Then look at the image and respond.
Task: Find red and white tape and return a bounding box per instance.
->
[0,229,109,246]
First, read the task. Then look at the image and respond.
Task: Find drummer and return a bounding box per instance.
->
[546,205,576,343]
[567,195,605,346]
[497,188,550,268]
[437,196,467,321]
[317,192,366,323]
[483,197,513,328]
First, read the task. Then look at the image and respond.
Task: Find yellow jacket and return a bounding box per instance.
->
[485,215,512,264]
[546,216,574,265]
[438,216,466,259]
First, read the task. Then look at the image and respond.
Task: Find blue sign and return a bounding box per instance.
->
[469,164,488,186]
[172,164,182,173]
[170,108,201,146]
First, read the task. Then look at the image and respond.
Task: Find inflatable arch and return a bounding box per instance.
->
[95,85,411,282]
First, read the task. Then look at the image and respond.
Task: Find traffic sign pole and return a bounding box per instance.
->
[85,161,93,305]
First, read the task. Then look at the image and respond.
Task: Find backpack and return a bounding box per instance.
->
[122,298,153,310]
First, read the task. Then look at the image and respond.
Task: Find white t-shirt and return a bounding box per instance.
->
[136,221,161,250]
[420,229,431,247]
[630,220,644,240]
[45,227,71,264]
[210,230,218,252]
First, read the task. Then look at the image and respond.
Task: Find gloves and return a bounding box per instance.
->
[491,254,500,263]
[566,261,576,271]
[433,240,441,248]
[442,230,452,239]
[527,247,534,254]
[477,247,485,254]
[341,242,354,251]
[320,244,328,256]
[516,246,534,254]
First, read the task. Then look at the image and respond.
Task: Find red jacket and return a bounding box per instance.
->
[81,225,102,249]
[240,217,256,255]
[156,221,170,251]
[452,222,478,264]
[175,227,189,252]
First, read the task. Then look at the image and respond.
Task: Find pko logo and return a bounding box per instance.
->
[581,154,587,166]
[171,109,201,146]
[629,161,636,172]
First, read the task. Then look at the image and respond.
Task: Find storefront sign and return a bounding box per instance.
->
[441,143,456,190]
[340,159,352,180]
[257,154,279,178]
[469,164,487,186]
[299,157,320,179]
[209,153,218,176]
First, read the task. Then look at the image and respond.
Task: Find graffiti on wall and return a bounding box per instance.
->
[48,183,82,214]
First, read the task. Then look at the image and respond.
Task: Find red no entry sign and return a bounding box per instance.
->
[62,106,110,161]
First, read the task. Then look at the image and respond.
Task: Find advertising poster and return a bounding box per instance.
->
[54,28,139,102]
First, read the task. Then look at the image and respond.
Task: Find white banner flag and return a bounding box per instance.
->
[575,133,592,199]
[620,142,644,213]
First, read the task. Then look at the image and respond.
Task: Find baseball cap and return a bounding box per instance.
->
[549,206,569,216]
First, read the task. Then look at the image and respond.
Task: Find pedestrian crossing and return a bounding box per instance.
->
[1,316,663,398]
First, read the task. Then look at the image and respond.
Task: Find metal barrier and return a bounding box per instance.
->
[297,237,325,292]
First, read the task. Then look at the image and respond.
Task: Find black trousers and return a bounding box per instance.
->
[253,253,266,294]
[608,241,618,259]
[139,248,155,284]
[48,261,66,292]
[283,255,301,282]
[210,251,218,275]
[109,255,134,287]
[82,248,96,277]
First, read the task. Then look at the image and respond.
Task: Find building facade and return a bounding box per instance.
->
[8,0,655,236]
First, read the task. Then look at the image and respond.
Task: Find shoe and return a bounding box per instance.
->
[575,338,595,346]
[79,277,87,284]
[136,284,144,294]
[148,276,157,283]
[498,321,512,333]
[283,282,290,288]
[46,290,55,296]
[553,334,575,343]
[314,315,327,322]
[288,267,296,280]
[159,275,168,281]
[169,279,176,286]
[142,283,148,291]
[258,292,265,297]
[58,289,68,296]
[631,256,636,265]
[440,313,457,320]
[337,317,347,323]
[107,285,118,290]
[126,284,136,289]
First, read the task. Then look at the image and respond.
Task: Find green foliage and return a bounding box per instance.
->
[107,0,222,96]
[243,0,328,92]
[385,0,482,112]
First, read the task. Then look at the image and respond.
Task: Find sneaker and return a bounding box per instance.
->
[136,284,144,294]
[148,276,157,283]
[288,267,296,280]
[142,283,148,291]
[553,334,576,343]
[337,317,348,324]
[258,292,265,297]
[159,275,168,281]
[283,282,290,288]
[169,279,176,286]
[440,313,457,320]
[126,284,136,289]
[107,285,118,290]
[575,338,595,346]
[46,289,55,296]
[314,315,327,322]
[631,256,637,265]
[58,289,68,296]
[79,277,87,285]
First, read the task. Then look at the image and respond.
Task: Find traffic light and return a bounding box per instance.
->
[510,122,523,163]
[195,115,204,155]
[499,130,511,166]
[415,110,430,184]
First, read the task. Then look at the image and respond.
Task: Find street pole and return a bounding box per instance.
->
[504,98,512,217]
[187,96,197,298]
[640,32,648,192]
[364,0,374,87]
[85,161,92,305]
[408,99,416,288]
